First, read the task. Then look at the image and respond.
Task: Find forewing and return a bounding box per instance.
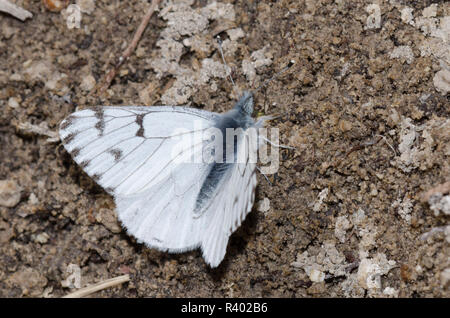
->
[59,106,218,196]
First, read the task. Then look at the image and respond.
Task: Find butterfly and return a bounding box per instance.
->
[59,90,279,267]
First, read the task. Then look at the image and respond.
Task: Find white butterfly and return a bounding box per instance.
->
[59,91,274,267]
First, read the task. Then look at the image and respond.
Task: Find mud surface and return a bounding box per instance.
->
[0,0,449,297]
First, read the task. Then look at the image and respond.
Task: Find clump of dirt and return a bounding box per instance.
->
[0,0,448,297]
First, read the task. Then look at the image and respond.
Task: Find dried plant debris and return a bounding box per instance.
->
[0,0,32,21]
[17,122,59,143]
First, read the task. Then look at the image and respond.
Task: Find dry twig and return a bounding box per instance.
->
[63,274,130,298]
[92,0,161,96]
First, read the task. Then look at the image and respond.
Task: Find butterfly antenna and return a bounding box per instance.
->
[216,36,236,87]
[254,60,295,93]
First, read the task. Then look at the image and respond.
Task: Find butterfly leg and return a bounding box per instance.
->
[256,166,273,186]
[258,135,295,150]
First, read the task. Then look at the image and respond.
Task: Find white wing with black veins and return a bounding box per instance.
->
[59,106,257,267]
[60,106,218,196]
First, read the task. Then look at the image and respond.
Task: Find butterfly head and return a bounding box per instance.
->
[234,91,254,116]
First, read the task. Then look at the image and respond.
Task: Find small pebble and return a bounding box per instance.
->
[0,180,22,208]
[256,197,270,213]
[80,74,96,91]
[8,97,19,108]
[43,0,69,12]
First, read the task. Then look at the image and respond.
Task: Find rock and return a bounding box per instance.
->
[352,208,366,226]
[0,180,22,208]
[365,4,381,30]
[7,97,19,108]
[440,268,450,288]
[433,69,450,95]
[150,2,239,105]
[28,193,39,205]
[80,74,96,92]
[76,0,95,14]
[392,196,413,224]
[313,188,328,212]
[1,20,17,39]
[34,232,50,244]
[242,45,273,82]
[383,287,399,297]
[96,208,122,233]
[369,184,378,197]
[226,28,244,41]
[23,60,68,92]
[428,194,450,216]
[308,268,325,283]
[422,4,437,18]
[338,119,352,132]
[256,197,270,213]
[61,264,81,289]
[292,242,347,280]
[242,60,256,83]
[357,254,396,290]
[400,7,414,26]
[357,258,382,289]
[0,220,14,243]
[43,0,69,12]
[335,215,352,243]
[7,267,48,296]
[306,282,326,294]
[390,46,414,64]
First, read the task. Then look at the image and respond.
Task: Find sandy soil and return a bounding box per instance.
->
[0,0,449,297]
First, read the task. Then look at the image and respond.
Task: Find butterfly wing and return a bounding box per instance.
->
[60,106,219,196]
[60,106,218,251]
[60,106,258,267]
[114,158,211,253]
[199,133,258,267]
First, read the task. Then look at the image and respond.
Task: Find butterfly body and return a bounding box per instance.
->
[60,91,260,267]
[194,92,255,215]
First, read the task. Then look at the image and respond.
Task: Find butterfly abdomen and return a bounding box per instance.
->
[194,162,231,215]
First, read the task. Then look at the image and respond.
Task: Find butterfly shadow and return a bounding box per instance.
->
[206,207,259,281]
[134,206,258,281]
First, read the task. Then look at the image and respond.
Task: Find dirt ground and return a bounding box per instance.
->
[0,0,449,297]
